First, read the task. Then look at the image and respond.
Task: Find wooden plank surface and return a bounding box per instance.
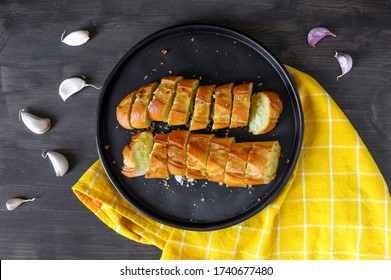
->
[1,0,390,259]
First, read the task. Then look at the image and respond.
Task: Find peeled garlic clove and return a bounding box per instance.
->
[19,109,51,134]
[59,77,101,101]
[335,51,353,81]
[61,30,90,46]
[42,151,69,177]
[307,27,336,47]
[6,197,35,211]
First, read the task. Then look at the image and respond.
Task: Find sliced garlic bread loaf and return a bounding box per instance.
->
[249,91,283,134]
[167,79,199,125]
[189,84,215,131]
[245,141,281,185]
[130,82,159,128]
[148,76,183,122]
[121,131,154,178]
[230,83,253,128]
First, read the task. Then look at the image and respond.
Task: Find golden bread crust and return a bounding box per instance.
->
[186,134,215,179]
[206,137,235,183]
[167,79,199,125]
[189,85,215,131]
[116,90,137,130]
[148,76,183,122]
[212,83,233,130]
[167,130,190,175]
[224,142,253,187]
[230,83,253,128]
[145,134,169,179]
[245,141,281,185]
[130,82,159,128]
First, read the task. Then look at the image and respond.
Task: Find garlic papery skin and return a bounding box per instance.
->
[307,27,336,47]
[6,198,35,211]
[335,51,353,81]
[42,151,69,177]
[61,30,90,46]
[19,109,51,134]
[59,77,101,101]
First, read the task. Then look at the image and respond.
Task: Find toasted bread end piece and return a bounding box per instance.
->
[121,131,154,178]
[245,141,281,185]
[116,91,137,129]
[249,91,283,134]
[130,82,159,128]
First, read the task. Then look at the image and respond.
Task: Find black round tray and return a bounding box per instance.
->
[96,24,303,231]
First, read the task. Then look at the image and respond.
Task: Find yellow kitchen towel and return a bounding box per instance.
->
[73,66,391,260]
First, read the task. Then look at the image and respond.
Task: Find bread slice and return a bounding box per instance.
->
[167,130,191,176]
[206,137,235,183]
[186,134,215,179]
[130,82,159,128]
[189,85,215,131]
[148,76,183,122]
[121,131,154,178]
[249,91,283,134]
[212,82,234,130]
[245,141,281,185]
[145,134,169,179]
[230,83,253,128]
[224,142,253,187]
[116,90,137,130]
[167,79,199,126]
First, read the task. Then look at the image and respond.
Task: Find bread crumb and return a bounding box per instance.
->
[286,158,290,164]
[104,145,110,150]
[191,37,195,42]
[160,61,165,65]
[258,82,263,86]
[168,70,172,74]
[144,75,148,80]
[201,197,205,202]
[162,49,168,55]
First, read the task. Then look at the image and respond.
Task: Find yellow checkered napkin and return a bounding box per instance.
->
[73,66,391,260]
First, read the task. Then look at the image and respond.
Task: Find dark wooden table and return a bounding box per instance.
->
[1,0,390,260]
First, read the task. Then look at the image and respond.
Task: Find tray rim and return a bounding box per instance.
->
[96,23,304,231]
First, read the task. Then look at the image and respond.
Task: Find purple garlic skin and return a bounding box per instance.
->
[335,51,353,80]
[307,27,336,47]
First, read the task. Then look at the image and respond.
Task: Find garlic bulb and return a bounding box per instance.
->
[59,77,101,101]
[6,197,35,211]
[19,109,51,134]
[61,30,90,46]
[42,151,69,177]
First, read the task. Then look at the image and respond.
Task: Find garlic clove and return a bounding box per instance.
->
[19,109,51,134]
[335,51,353,81]
[59,77,101,101]
[42,151,69,177]
[61,30,90,46]
[6,197,35,211]
[307,27,336,47]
